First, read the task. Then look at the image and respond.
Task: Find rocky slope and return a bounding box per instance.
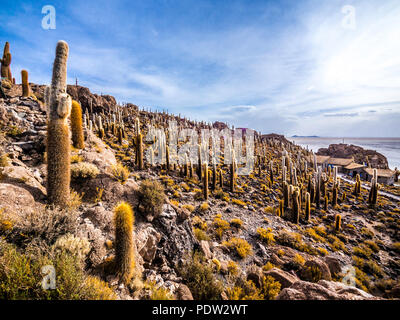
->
[0,83,399,300]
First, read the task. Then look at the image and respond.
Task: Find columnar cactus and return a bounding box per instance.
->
[203,163,208,200]
[118,127,123,144]
[1,42,12,82]
[334,214,341,232]
[283,181,289,208]
[46,41,72,207]
[269,161,274,184]
[219,169,223,189]
[114,201,135,284]
[70,100,85,149]
[197,144,203,181]
[324,195,328,211]
[332,186,338,208]
[136,132,144,169]
[212,163,217,190]
[230,160,235,192]
[292,189,300,224]
[354,174,361,196]
[368,169,379,208]
[165,145,170,172]
[305,192,311,221]
[21,69,31,97]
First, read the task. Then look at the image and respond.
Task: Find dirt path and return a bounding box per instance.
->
[338,174,400,202]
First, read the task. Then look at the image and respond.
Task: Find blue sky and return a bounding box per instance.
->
[1,0,400,137]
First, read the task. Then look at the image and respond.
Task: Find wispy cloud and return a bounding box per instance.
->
[1,0,400,136]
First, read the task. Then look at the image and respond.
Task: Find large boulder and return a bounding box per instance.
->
[81,131,117,172]
[277,280,378,300]
[0,183,38,216]
[153,205,199,267]
[136,225,162,264]
[264,268,299,289]
[300,258,332,282]
[175,284,194,300]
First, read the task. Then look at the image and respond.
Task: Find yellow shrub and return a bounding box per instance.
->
[257,227,275,245]
[230,218,243,228]
[111,163,130,184]
[199,202,210,212]
[223,238,253,259]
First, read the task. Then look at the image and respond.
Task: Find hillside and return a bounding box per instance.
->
[0,62,400,300]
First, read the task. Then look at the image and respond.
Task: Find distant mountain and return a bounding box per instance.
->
[291,135,320,138]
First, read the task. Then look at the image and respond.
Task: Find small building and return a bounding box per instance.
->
[307,155,330,168]
[363,168,396,186]
[343,163,366,178]
[326,157,354,173]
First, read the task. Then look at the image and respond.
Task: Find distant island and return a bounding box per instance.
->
[291,135,320,138]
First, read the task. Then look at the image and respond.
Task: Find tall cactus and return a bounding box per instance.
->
[1,42,12,82]
[354,174,361,196]
[305,192,311,221]
[230,160,235,192]
[114,201,135,284]
[203,163,209,200]
[334,214,341,232]
[21,69,31,97]
[46,41,72,207]
[368,169,379,208]
[70,100,85,149]
[292,188,300,224]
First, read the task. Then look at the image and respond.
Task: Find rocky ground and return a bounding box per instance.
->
[0,83,399,300]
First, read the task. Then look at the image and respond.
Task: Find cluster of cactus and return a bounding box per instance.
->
[1,42,12,82]
[368,169,379,208]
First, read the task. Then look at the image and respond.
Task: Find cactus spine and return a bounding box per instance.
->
[114,202,135,284]
[21,69,31,97]
[46,41,72,207]
[70,100,85,149]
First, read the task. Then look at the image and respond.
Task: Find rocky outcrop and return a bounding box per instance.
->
[264,268,299,289]
[317,143,389,169]
[67,85,116,114]
[277,280,379,300]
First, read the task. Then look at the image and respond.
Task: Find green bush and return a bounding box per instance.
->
[71,162,99,180]
[137,180,165,218]
[179,252,223,300]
